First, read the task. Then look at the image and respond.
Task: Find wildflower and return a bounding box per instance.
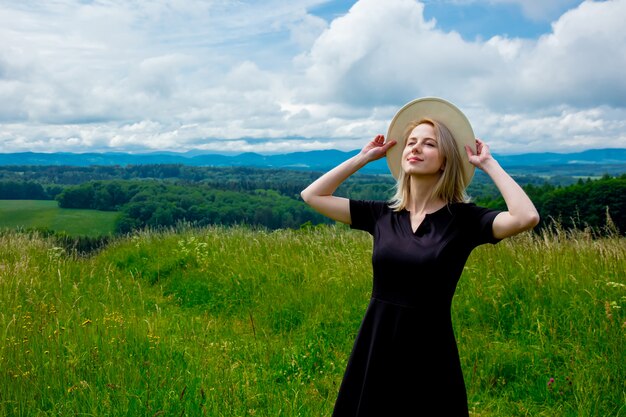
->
[605,301,613,322]
[67,381,89,393]
[547,377,555,390]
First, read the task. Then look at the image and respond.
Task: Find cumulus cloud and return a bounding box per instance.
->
[290,0,626,151]
[0,0,625,154]
[519,0,626,107]
[297,0,626,106]
[296,0,496,106]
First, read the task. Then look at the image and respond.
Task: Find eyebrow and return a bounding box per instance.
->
[407,136,437,142]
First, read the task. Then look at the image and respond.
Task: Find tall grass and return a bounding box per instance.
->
[457,229,625,416]
[0,225,624,416]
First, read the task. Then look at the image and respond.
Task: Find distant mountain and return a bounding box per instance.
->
[493,148,626,167]
[0,148,625,174]
[0,149,390,173]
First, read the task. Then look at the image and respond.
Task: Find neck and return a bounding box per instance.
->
[406,174,445,213]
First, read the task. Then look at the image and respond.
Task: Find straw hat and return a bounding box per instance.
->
[385,97,476,185]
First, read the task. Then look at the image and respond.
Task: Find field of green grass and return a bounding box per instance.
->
[0,200,118,237]
[0,225,624,416]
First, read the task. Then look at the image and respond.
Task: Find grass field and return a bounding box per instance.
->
[0,225,624,416]
[0,200,118,237]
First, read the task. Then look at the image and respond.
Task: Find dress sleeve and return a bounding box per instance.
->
[349,199,386,235]
[464,203,502,246]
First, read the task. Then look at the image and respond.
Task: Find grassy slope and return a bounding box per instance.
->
[0,226,624,416]
[0,200,118,236]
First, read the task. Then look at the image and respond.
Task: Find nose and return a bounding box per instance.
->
[410,142,422,153]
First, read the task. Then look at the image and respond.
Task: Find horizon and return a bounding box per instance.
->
[1,0,626,155]
[2,146,626,158]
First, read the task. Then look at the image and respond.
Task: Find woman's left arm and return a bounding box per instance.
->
[466,139,540,240]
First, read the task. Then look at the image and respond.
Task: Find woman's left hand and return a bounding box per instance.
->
[465,138,494,169]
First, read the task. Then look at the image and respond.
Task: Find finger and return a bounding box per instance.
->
[382,140,397,152]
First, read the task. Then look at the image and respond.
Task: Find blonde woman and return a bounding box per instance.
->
[301,98,539,416]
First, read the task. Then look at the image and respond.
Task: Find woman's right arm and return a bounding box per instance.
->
[300,134,396,225]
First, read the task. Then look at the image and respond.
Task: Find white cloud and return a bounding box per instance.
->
[0,0,625,155]
[471,105,626,153]
[287,12,329,49]
[290,0,626,152]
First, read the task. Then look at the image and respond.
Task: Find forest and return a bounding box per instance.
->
[0,164,624,236]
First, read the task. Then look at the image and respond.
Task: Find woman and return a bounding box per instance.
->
[301,97,539,416]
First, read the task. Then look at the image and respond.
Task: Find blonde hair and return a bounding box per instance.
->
[389,118,470,211]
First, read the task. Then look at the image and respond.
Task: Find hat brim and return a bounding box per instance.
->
[385,97,476,185]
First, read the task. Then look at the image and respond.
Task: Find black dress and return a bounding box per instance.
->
[332,200,501,417]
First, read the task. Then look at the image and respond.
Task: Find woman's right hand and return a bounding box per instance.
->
[359,134,396,162]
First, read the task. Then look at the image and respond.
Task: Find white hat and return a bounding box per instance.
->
[385,97,476,185]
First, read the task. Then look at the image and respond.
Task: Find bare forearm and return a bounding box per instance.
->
[301,153,369,202]
[482,158,540,235]
[300,135,395,224]
[465,139,539,238]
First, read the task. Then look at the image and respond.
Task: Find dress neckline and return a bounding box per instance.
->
[403,203,454,234]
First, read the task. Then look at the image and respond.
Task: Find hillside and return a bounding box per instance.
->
[0,226,624,416]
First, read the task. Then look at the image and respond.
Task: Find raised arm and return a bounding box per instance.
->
[466,139,540,240]
[301,135,396,224]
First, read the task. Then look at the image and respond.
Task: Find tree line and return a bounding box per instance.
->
[0,163,570,205]
[475,175,626,234]
[0,165,624,235]
[51,180,329,233]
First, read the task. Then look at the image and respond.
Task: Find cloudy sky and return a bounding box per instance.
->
[1,0,625,155]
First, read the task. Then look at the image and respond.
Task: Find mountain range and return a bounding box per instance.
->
[0,148,625,175]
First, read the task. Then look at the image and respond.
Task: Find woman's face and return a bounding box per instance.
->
[401,123,445,177]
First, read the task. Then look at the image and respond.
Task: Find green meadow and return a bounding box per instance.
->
[0,200,118,237]
[0,225,624,416]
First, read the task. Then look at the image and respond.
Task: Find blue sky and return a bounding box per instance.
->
[0,0,624,155]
